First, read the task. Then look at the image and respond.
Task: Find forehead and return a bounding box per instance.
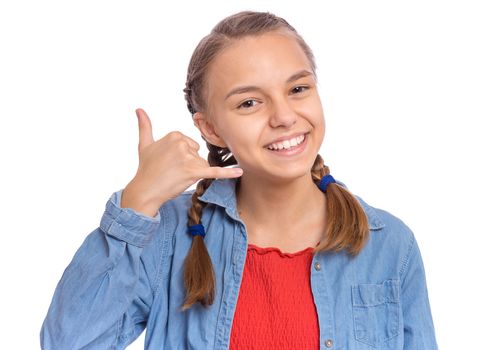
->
[206,31,312,96]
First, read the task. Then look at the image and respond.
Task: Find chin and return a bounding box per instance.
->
[260,162,316,184]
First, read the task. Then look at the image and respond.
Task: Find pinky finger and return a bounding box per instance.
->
[199,166,243,180]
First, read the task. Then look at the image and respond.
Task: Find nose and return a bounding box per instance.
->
[269,98,298,129]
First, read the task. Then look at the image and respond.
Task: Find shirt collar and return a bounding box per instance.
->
[198,178,385,230]
[198,178,241,220]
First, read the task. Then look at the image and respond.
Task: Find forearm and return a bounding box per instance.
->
[41,190,161,349]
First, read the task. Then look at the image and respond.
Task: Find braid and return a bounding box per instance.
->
[206,143,237,167]
[311,154,330,180]
[183,83,195,115]
[310,154,370,255]
[182,143,236,310]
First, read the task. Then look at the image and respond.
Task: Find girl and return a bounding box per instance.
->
[41,11,438,349]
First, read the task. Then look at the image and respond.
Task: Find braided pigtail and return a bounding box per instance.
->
[182,143,237,310]
[311,155,370,255]
[182,178,215,310]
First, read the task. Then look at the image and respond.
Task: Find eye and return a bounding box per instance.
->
[237,99,259,109]
[290,85,309,94]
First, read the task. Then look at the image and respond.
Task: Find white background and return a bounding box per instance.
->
[1,0,489,349]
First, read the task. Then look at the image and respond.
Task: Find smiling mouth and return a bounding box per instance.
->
[266,134,306,151]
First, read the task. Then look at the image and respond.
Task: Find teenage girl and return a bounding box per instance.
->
[41,11,438,350]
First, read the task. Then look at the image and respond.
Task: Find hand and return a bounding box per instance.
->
[121,108,243,217]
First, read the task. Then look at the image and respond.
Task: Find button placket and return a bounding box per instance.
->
[311,253,335,350]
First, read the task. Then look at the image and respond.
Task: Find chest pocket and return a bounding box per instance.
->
[351,279,401,348]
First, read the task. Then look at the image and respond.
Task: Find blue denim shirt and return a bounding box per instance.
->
[41,178,438,349]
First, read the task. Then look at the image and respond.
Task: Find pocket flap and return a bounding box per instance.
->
[352,279,400,307]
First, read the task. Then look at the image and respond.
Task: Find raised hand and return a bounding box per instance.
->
[120,108,243,217]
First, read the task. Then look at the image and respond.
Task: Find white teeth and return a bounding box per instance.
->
[267,134,306,150]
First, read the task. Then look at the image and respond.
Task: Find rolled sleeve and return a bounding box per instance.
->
[99,190,161,247]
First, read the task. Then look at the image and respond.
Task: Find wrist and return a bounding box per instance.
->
[121,178,161,218]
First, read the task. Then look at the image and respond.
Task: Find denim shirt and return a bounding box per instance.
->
[41,178,438,349]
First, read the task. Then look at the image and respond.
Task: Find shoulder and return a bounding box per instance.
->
[154,189,200,246]
[354,194,417,270]
[159,178,236,222]
[159,189,195,219]
[356,194,414,242]
[335,180,415,249]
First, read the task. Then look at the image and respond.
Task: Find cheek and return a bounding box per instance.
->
[297,98,325,126]
[316,109,326,132]
[310,96,325,123]
[220,120,264,155]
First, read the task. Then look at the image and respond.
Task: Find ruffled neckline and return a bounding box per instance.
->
[247,243,315,258]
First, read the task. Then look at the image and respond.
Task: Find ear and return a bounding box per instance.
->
[193,112,227,148]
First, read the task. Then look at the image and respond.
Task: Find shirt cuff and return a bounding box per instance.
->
[99,189,161,247]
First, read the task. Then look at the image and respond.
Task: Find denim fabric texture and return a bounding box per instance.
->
[41,178,438,349]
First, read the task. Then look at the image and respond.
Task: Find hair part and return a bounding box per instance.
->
[182,11,369,311]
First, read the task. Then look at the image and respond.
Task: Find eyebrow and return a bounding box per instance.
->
[286,69,314,84]
[224,69,314,100]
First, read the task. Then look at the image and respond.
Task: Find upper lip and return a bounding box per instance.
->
[264,132,308,147]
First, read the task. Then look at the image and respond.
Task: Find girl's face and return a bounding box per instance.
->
[196,31,325,183]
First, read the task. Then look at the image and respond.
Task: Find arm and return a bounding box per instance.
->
[40,189,162,349]
[400,234,438,349]
[40,108,243,349]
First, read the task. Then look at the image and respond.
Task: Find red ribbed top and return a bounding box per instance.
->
[229,243,320,349]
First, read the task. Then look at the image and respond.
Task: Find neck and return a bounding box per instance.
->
[236,172,327,247]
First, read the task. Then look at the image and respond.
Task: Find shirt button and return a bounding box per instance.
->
[324,339,333,348]
[314,262,321,271]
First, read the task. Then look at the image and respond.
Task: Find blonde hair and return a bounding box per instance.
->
[182,11,369,310]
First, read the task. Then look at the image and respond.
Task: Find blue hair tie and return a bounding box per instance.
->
[187,224,206,237]
[318,174,336,192]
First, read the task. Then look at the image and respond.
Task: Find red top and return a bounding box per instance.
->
[229,243,320,349]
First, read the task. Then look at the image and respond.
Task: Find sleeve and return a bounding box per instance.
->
[400,233,439,349]
[40,190,163,349]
